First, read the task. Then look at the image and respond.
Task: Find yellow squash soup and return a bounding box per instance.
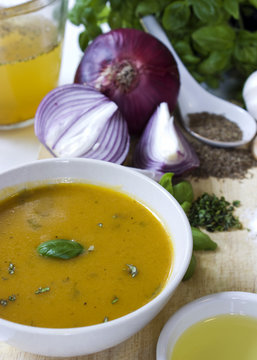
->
[0,182,173,328]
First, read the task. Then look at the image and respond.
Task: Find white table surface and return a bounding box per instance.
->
[0,3,82,173]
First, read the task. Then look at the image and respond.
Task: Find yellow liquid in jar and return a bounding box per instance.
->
[0,16,62,126]
[170,314,257,360]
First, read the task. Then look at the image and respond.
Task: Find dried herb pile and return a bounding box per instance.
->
[189,193,242,232]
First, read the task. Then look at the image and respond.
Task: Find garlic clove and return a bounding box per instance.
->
[243,71,257,120]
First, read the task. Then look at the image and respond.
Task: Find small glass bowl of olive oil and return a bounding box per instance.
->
[0,0,68,129]
[157,292,257,360]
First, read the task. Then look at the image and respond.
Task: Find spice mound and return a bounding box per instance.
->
[188,112,243,142]
[189,139,257,179]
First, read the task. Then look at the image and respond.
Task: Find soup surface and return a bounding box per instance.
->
[0,182,172,328]
[170,314,257,360]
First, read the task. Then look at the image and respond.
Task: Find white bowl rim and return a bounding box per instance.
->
[0,157,192,336]
[156,291,257,360]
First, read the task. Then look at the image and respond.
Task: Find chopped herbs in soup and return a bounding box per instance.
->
[0,183,173,328]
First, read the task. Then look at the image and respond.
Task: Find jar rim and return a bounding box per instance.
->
[0,0,57,19]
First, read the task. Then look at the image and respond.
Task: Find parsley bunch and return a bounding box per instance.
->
[69,0,257,93]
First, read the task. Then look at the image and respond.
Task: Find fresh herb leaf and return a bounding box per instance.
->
[159,172,174,195]
[126,264,138,278]
[183,253,197,281]
[173,180,194,204]
[111,296,119,304]
[181,201,192,215]
[37,239,84,260]
[35,287,50,294]
[103,316,109,322]
[191,226,217,250]
[8,295,16,301]
[162,1,190,31]
[0,299,8,306]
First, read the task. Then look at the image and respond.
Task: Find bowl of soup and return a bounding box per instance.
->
[157,291,257,360]
[0,158,192,357]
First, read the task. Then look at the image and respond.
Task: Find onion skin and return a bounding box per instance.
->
[133,103,200,176]
[74,28,180,135]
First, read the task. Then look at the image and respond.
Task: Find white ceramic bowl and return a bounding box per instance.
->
[157,291,257,360]
[0,158,192,357]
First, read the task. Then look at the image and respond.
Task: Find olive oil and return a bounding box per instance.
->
[171,314,257,360]
[0,16,62,126]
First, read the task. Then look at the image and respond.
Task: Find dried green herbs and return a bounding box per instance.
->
[189,193,242,232]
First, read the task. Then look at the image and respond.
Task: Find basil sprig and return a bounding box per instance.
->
[159,172,218,281]
[37,239,84,260]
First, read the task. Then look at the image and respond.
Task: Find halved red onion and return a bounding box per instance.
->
[133,103,199,175]
[74,29,180,135]
[35,84,130,163]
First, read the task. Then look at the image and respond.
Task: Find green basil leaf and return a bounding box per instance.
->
[190,0,220,23]
[37,239,84,260]
[181,201,192,215]
[68,0,91,25]
[108,10,123,28]
[234,30,257,66]
[173,181,194,204]
[79,31,90,51]
[192,25,235,52]
[135,1,161,17]
[224,0,239,19]
[198,50,232,75]
[162,1,190,31]
[109,0,122,10]
[159,173,174,195]
[249,0,257,8]
[183,253,196,281]
[191,227,217,251]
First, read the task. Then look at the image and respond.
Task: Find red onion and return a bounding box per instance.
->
[133,103,199,175]
[35,84,130,163]
[74,28,180,135]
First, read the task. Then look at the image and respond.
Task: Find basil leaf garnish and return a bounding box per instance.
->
[37,239,84,260]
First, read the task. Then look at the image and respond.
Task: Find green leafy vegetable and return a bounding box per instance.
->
[69,0,257,91]
[189,193,242,232]
[191,226,217,251]
[173,180,194,204]
[159,172,219,281]
[181,201,192,215]
[159,172,174,195]
[111,296,119,304]
[37,239,84,260]
[182,253,196,281]
[35,287,50,294]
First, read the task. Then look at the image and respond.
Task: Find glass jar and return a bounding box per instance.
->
[0,0,68,129]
